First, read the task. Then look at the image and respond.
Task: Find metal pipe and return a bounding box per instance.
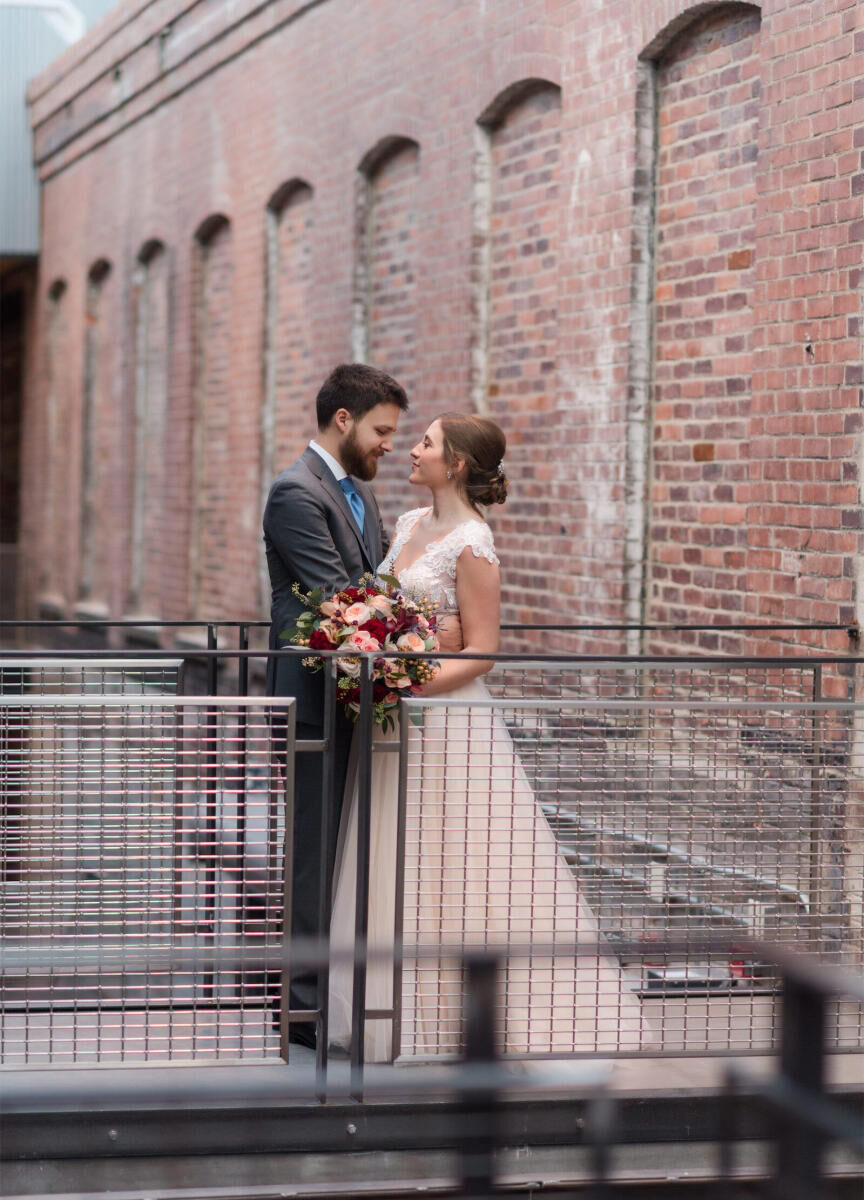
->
[350,656,374,1099]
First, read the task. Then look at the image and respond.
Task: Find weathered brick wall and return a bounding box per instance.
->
[363,142,422,528]
[485,85,562,632]
[129,241,171,618]
[15,0,863,660]
[646,6,761,645]
[191,218,234,619]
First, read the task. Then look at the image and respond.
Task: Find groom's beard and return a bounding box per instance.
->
[341,429,381,481]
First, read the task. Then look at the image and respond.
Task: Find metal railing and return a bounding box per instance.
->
[2,653,863,1070]
[1,939,862,1197]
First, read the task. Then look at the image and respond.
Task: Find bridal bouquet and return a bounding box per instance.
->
[283,576,440,730]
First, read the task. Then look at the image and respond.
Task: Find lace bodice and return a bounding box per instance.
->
[378,506,499,612]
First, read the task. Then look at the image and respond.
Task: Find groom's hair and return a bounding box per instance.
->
[316,363,409,429]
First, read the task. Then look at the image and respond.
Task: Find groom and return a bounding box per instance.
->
[263,362,408,1048]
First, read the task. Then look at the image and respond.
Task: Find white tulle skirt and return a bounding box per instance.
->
[328,680,647,1061]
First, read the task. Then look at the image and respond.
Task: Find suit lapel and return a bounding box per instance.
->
[355,480,381,566]
[302,447,374,571]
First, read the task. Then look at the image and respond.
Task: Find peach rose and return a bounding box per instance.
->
[396,632,426,653]
[319,600,343,618]
[343,602,373,625]
[346,630,380,652]
[368,594,394,617]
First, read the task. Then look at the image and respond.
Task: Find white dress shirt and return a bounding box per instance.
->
[308,440,347,482]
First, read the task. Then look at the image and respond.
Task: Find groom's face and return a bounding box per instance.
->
[340,402,402,481]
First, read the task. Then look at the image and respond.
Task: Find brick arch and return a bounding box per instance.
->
[626,2,762,650]
[260,177,317,610]
[357,134,420,180]
[476,76,562,131]
[266,176,313,215]
[87,257,111,284]
[189,213,234,617]
[194,211,230,245]
[639,1,761,62]
[137,237,164,265]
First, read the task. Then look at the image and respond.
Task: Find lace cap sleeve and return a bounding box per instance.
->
[454,521,499,569]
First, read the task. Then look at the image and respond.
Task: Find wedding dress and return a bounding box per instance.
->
[328,507,646,1061]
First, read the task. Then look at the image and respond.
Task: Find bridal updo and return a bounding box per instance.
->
[438,413,508,511]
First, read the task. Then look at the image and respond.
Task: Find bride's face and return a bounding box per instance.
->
[409,421,451,489]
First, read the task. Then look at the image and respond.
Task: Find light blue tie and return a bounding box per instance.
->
[339,477,365,534]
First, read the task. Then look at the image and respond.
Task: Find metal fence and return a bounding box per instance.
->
[2,659,863,1069]
[0,656,185,694]
[0,695,292,1066]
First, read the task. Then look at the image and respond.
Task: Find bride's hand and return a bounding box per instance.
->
[434,613,463,654]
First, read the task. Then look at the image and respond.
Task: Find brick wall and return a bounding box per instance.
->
[646,6,761,646]
[485,85,562,633]
[16,0,863,657]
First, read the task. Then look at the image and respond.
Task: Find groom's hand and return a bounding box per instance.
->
[435,614,463,654]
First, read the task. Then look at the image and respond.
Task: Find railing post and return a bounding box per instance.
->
[350,654,374,1099]
[278,700,297,1064]
[461,953,499,1198]
[316,657,338,1091]
[238,624,249,696]
[206,624,218,696]
[774,971,826,1200]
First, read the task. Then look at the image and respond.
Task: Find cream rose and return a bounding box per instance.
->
[343,602,373,625]
[368,594,394,617]
[396,632,426,653]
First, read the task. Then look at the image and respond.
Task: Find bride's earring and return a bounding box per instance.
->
[446,470,452,480]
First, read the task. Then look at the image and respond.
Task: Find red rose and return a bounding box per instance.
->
[308,629,334,650]
[363,618,389,643]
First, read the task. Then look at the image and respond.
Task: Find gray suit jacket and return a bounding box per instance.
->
[263,446,386,722]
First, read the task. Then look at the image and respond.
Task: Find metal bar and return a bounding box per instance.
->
[278,703,297,1064]
[460,954,500,1197]
[206,624,218,696]
[315,659,338,1093]
[775,971,827,1199]
[350,656,374,1098]
[6,648,864,665]
[1,618,856,631]
[391,700,412,1060]
[237,624,249,696]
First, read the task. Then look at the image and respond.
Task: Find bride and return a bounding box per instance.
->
[328,413,646,1061]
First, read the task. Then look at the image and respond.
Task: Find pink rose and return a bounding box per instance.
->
[319,600,343,618]
[415,614,430,631]
[343,602,373,625]
[346,630,380,652]
[396,632,426,653]
[368,594,394,617]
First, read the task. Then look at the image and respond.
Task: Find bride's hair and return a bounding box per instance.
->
[438,413,508,511]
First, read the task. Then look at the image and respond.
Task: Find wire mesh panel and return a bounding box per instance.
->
[0,658,185,695]
[0,696,292,1065]
[394,692,864,1058]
